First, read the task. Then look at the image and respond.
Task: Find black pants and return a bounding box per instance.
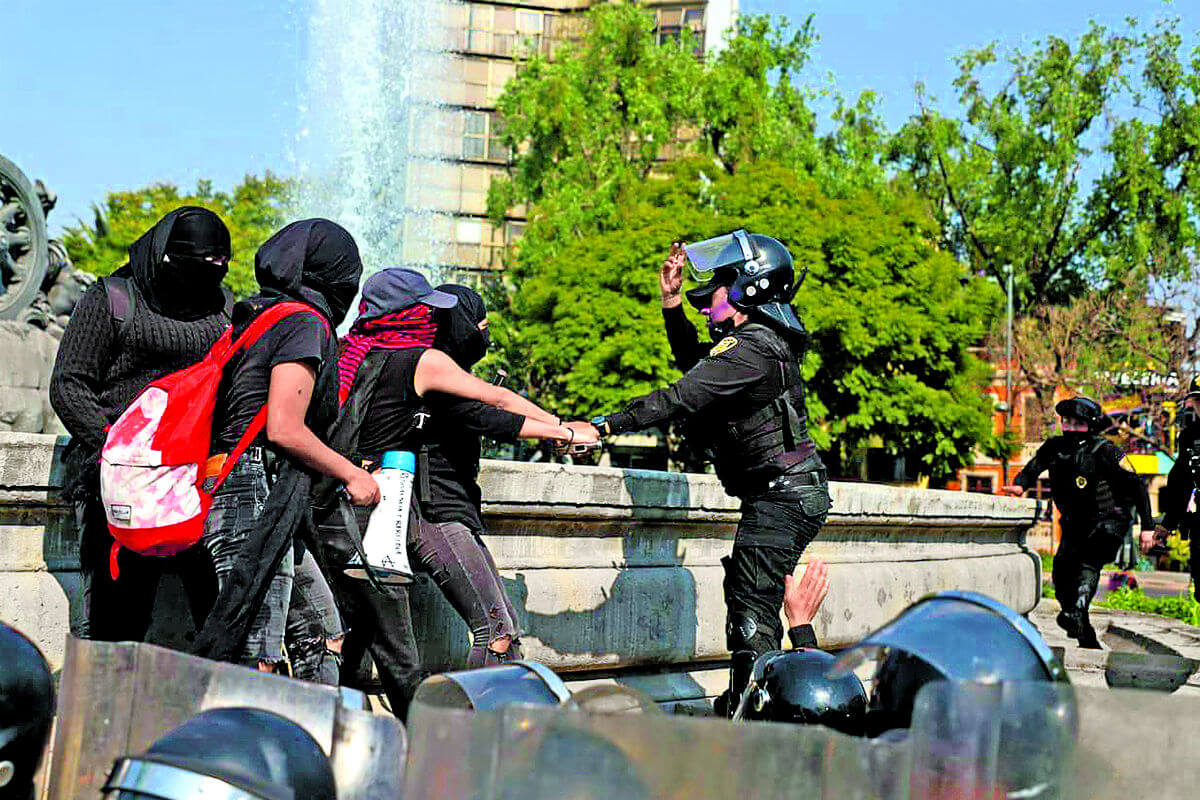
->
[1181,515,1200,602]
[1053,517,1126,648]
[720,480,830,708]
[76,493,216,643]
[317,509,524,721]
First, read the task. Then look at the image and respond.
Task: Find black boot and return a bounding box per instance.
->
[715,650,758,719]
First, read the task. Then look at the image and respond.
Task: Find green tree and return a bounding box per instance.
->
[495,159,1000,479]
[890,19,1200,427]
[62,173,292,297]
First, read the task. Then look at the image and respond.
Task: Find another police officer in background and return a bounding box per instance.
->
[1003,397,1153,648]
[1143,377,1200,600]
[588,231,830,715]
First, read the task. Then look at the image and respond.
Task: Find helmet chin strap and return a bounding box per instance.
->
[709,316,738,338]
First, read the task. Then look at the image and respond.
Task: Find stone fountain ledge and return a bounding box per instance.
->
[2,432,1041,704]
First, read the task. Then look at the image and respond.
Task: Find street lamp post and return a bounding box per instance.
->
[1002,265,1014,485]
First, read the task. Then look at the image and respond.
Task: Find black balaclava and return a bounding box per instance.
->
[0,623,55,800]
[252,219,363,327]
[126,206,230,320]
[435,284,490,369]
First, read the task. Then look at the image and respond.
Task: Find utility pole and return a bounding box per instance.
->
[1000,265,1014,486]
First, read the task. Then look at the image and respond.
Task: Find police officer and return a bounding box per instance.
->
[1143,377,1200,600]
[1003,397,1153,648]
[588,231,830,714]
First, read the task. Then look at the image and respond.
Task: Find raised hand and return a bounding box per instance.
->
[784,558,830,629]
[660,241,686,307]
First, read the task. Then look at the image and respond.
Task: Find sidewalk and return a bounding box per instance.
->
[1029,598,1200,695]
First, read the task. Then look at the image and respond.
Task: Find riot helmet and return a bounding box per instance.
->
[831,591,1068,737]
[1185,376,1200,400]
[1054,396,1109,433]
[102,707,335,800]
[684,230,805,338]
[0,622,55,800]
[732,648,867,736]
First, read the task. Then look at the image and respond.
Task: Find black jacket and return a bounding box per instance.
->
[606,305,820,496]
[1160,422,1200,530]
[1014,434,1153,530]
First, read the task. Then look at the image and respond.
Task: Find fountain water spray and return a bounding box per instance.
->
[293,0,457,284]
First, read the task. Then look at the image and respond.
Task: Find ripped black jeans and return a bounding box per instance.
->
[413,520,523,667]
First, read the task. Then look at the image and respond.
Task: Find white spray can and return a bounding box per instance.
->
[346,449,416,584]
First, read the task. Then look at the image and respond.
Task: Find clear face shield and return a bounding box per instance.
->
[683,230,758,310]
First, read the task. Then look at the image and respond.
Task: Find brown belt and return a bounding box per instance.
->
[204,447,266,478]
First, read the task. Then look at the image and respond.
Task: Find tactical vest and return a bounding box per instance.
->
[1048,436,1124,523]
[688,323,820,497]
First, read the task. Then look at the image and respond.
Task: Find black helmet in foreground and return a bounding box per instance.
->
[0,622,56,800]
[683,230,806,336]
[102,707,335,800]
[1054,396,1110,433]
[733,648,868,735]
[831,591,1068,736]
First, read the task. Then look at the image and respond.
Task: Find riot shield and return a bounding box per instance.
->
[45,636,406,799]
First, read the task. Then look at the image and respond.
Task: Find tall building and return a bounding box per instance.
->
[428,0,739,284]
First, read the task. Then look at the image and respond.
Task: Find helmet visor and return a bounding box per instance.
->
[683,230,756,279]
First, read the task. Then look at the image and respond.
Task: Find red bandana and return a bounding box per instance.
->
[337,304,437,404]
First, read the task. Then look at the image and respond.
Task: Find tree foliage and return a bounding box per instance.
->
[891,18,1200,430]
[486,4,997,478]
[62,173,292,297]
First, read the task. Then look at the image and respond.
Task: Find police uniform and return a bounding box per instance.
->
[1014,431,1152,647]
[603,304,830,685]
[1157,418,1200,598]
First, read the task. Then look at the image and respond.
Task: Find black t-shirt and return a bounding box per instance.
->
[211,313,328,453]
[357,349,429,457]
[422,394,524,531]
[353,349,525,531]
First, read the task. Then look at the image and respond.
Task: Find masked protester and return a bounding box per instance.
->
[189,219,378,675]
[0,623,55,800]
[317,268,596,719]
[1003,397,1153,648]
[588,232,829,715]
[1146,377,1200,600]
[50,206,232,643]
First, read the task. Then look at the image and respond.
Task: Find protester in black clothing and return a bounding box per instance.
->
[588,232,830,716]
[1004,396,1154,648]
[320,268,596,718]
[190,219,378,673]
[1143,377,1200,599]
[49,206,232,642]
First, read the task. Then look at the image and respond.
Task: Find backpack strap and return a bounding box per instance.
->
[102,275,135,345]
[211,302,328,490]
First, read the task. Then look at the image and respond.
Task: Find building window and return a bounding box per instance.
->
[966,475,994,494]
[462,111,509,163]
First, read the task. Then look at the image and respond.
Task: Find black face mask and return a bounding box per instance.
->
[435,284,489,369]
[1061,430,1090,447]
[708,316,738,339]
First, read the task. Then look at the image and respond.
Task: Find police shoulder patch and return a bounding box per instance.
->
[709,336,739,357]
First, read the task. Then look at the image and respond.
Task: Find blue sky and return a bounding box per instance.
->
[2,1,1193,235]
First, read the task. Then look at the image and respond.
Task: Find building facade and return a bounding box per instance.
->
[426,0,738,285]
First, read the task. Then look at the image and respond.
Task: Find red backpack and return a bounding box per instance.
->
[99,301,325,577]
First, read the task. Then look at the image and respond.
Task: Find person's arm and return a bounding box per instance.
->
[49,283,118,448]
[1002,443,1051,495]
[427,393,596,446]
[266,362,379,505]
[660,243,708,371]
[601,337,767,434]
[1103,444,1154,531]
[414,348,559,425]
[784,560,829,650]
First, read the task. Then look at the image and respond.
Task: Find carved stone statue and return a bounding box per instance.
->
[0,155,91,433]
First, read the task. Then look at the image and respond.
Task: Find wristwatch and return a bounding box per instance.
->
[590,415,610,436]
